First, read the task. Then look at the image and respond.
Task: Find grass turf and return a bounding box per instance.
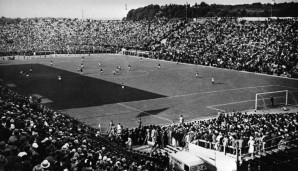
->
[0,63,166,110]
[0,54,297,129]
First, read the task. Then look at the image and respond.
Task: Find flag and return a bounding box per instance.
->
[125,3,127,10]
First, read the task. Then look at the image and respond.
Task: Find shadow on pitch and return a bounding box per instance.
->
[214,82,224,85]
[136,108,169,118]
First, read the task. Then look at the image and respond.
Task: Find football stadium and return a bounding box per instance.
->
[0,0,298,171]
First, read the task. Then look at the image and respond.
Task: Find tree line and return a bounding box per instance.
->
[125,2,298,21]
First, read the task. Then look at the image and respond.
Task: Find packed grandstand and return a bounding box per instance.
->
[1,2,298,171]
[1,17,297,78]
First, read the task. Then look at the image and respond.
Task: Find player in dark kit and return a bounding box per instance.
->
[158,64,161,70]
[270,96,274,106]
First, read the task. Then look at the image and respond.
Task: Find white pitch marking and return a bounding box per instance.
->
[276,85,298,90]
[208,99,256,108]
[167,85,277,99]
[124,54,298,81]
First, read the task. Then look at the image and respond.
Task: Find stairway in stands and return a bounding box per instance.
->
[132,144,183,155]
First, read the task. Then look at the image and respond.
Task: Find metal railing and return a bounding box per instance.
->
[190,130,298,158]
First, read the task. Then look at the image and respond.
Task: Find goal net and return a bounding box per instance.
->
[255,90,297,110]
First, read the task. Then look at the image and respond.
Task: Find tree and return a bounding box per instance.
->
[200,2,209,8]
[241,9,247,17]
[263,9,270,17]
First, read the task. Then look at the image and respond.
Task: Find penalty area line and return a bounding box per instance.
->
[168,85,277,99]
[117,103,173,123]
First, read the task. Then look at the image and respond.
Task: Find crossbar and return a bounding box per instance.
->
[256,90,288,96]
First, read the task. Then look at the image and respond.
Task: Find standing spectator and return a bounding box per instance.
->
[151,126,157,144]
[144,128,150,145]
[215,132,223,151]
[212,131,217,150]
[179,115,184,125]
[248,136,255,157]
[98,123,102,135]
[161,127,167,148]
[230,136,237,155]
[108,120,114,134]
[222,135,229,155]
[126,136,132,150]
[167,127,173,146]
[137,118,142,128]
[117,123,122,135]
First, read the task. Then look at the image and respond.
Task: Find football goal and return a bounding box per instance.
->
[255,90,297,110]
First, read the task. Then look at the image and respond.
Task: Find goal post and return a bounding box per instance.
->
[255,90,297,110]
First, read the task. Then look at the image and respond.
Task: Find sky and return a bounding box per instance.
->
[0,0,297,20]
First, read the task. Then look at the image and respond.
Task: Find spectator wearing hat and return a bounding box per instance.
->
[40,160,51,171]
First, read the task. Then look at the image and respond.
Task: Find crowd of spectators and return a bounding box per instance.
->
[0,18,180,54]
[109,111,298,157]
[151,19,298,78]
[1,18,297,77]
[1,82,297,171]
[1,17,298,171]
[0,84,169,171]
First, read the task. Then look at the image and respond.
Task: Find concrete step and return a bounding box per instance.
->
[132,145,170,155]
[166,145,180,153]
[176,147,183,151]
[164,147,175,154]
[272,149,280,153]
[132,145,152,153]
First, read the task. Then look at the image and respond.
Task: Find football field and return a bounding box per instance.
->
[1,54,298,132]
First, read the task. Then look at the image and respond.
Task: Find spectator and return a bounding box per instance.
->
[248,136,255,157]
